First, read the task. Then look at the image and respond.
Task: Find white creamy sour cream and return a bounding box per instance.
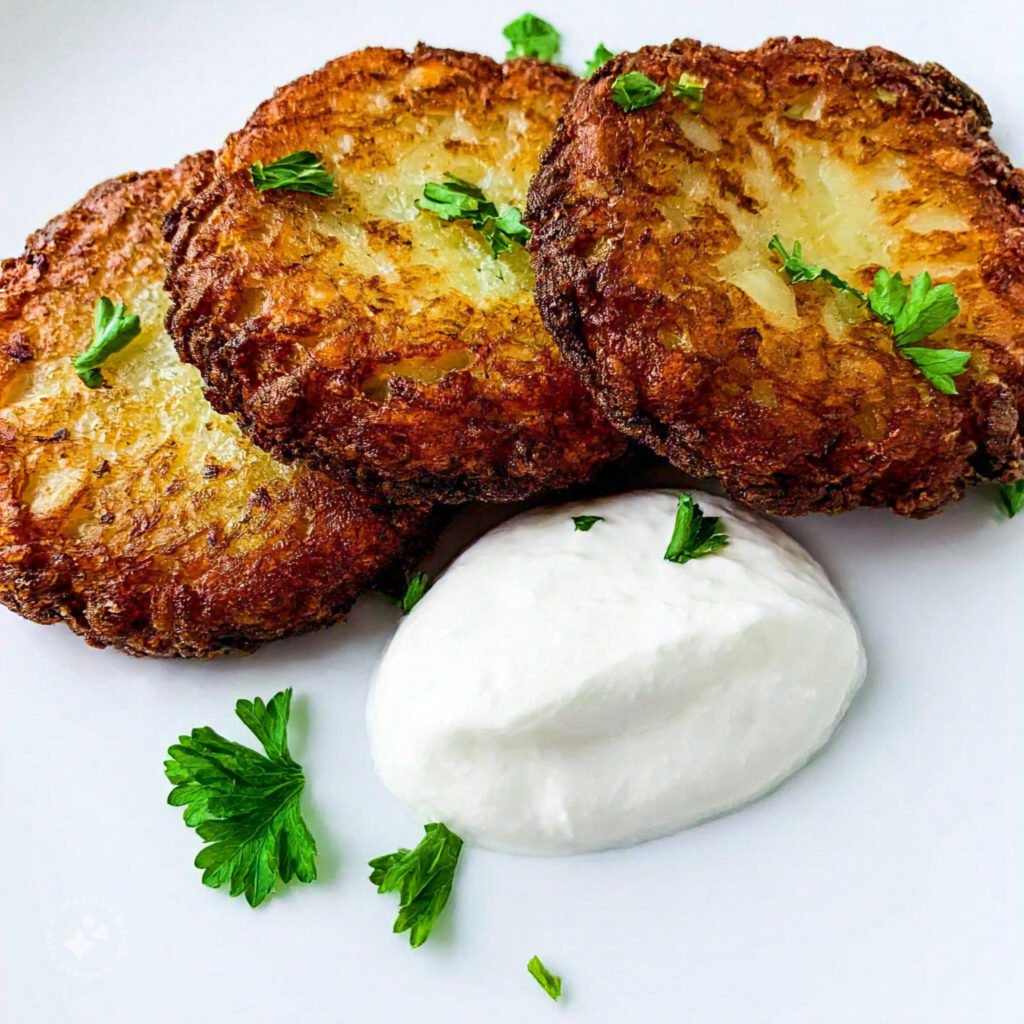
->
[368,490,866,855]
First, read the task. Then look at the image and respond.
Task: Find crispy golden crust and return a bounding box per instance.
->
[165,46,627,506]
[528,38,1024,516]
[0,157,438,657]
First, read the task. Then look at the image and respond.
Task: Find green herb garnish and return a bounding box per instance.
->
[584,43,615,77]
[482,205,531,255]
[394,572,429,613]
[250,150,335,196]
[896,344,971,395]
[164,688,317,908]
[610,71,664,112]
[502,13,560,62]
[369,823,463,948]
[767,236,866,300]
[527,955,563,1001]
[1000,480,1024,518]
[664,493,729,564]
[416,174,530,257]
[572,515,604,531]
[416,174,491,221]
[671,72,707,109]
[769,236,969,394]
[868,268,961,346]
[71,297,141,388]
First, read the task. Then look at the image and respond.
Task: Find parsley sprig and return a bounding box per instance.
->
[164,688,317,908]
[502,13,560,62]
[369,823,463,948]
[664,493,729,564]
[584,43,615,78]
[250,151,336,197]
[416,174,530,257]
[528,955,563,1001]
[769,236,969,394]
[72,297,141,388]
[572,515,604,532]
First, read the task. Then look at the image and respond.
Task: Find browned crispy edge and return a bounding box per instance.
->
[528,37,1024,517]
[0,157,442,657]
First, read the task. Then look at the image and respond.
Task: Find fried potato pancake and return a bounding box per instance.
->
[0,156,437,657]
[165,46,627,506]
[528,38,1024,516]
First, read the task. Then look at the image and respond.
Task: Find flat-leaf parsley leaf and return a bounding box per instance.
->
[369,823,463,948]
[72,297,141,388]
[416,174,492,221]
[868,267,961,344]
[865,266,909,323]
[164,688,317,908]
[897,345,971,395]
[572,515,604,532]
[611,71,664,112]
[527,955,563,1001]
[664,493,728,564]
[250,150,336,196]
[502,13,560,62]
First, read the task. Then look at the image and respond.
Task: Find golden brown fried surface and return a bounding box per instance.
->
[528,38,1024,516]
[165,46,627,506]
[0,157,438,657]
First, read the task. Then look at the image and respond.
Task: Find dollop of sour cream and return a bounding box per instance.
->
[368,490,866,855]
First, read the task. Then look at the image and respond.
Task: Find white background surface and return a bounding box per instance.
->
[1,2,1021,1022]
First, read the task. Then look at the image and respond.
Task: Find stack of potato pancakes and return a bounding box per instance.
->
[2,36,1021,656]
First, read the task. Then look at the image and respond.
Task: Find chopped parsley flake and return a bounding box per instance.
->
[394,572,430,614]
[416,174,530,257]
[1000,480,1024,518]
[671,72,707,109]
[527,955,563,1001]
[664,493,728,564]
[611,71,664,112]
[502,13,560,62]
[250,150,335,197]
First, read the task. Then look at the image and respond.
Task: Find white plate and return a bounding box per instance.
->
[1,3,1021,1022]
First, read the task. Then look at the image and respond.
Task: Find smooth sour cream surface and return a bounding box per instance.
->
[368,490,866,855]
